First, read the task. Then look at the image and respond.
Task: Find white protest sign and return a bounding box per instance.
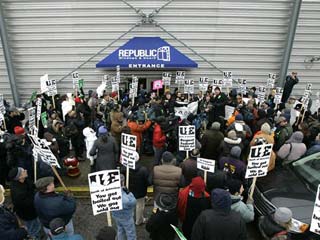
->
[199,77,209,92]
[28,107,36,133]
[162,72,172,86]
[88,170,123,215]
[72,71,79,89]
[237,79,247,95]
[267,73,277,88]
[0,112,4,127]
[116,65,121,83]
[274,87,283,104]
[197,158,215,173]
[257,86,266,103]
[0,94,5,114]
[36,98,42,120]
[40,74,49,93]
[305,83,312,93]
[245,144,273,179]
[175,71,185,83]
[310,184,320,235]
[223,71,233,88]
[184,79,194,94]
[179,126,196,151]
[225,105,235,120]
[46,79,58,97]
[121,133,137,170]
[28,134,60,168]
[174,101,198,120]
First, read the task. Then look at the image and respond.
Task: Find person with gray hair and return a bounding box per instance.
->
[200,121,224,160]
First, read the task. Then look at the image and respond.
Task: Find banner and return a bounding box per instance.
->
[225,105,235,120]
[162,72,172,86]
[310,184,320,235]
[88,170,123,215]
[179,125,195,151]
[28,134,60,168]
[184,79,194,94]
[174,101,198,120]
[121,133,137,169]
[197,158,215,173]
[175,71,185,84]
[245,144,273,178]
[153,80,163,90]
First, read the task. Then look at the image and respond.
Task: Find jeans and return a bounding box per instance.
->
[24,218,41,239]
[135,197,146,225]
[153,146,165,166]
[43,219,74,240]
[114,217,136,240]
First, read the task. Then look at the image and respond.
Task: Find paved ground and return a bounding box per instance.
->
[62,154,262,239]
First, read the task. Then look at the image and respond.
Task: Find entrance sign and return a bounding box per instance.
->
[245,144,273,179]
[96,37,198,69]
[88,170,123,215]
[179,126,195,151]
[310,184,320,235]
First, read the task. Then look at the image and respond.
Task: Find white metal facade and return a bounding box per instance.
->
[0,38,11,98]
[0,0,305,104]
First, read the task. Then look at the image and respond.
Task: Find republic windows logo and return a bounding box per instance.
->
[118,46,171,61]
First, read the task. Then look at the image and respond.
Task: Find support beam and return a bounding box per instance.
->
[0,3,20,107]
[278,0,302,87]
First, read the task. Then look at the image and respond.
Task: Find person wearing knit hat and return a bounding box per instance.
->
[200,121,224,160]
[191,188,247,239]
[14,126,25,136]
[261,122,271,135]
[221,130,242,157]
[219,146,246,182]
[98,125,108,137]
[259,207,293,239]
[0,184,29,239]
[210,121,221,130]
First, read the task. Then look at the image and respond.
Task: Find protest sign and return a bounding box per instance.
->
[28,107,36,134]
[225,105,235,120]
[40,74,49,93]
[245,144,273,179]
[197,158,215,173]
[153,80,163,91]
[305,83,312,92]
[0,112,4,128]
[72,71,79,89]
[175,71,185,83]
[78,79,84,89]
[171,225,187,240]
[28,134,60,168]
[267,73,277,88]
[184,79,194,94]
[237,79,247,95]
[116,65,121,83]
[162,72,172,86]
[213,79,223,88]
[310,184,320,235]
[0,94,5,114]
[174,101,198,120]
[274,87,283,105]
[121,133,137,187]
[199,77,209,92]
[257,86,266,103]
[179,126,195,152]
[223,71,233,88]
[36,98,42,129]
[41,112,48,128]
[88,170,123,216]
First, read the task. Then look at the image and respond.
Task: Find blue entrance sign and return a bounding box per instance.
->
[96,37,198,69]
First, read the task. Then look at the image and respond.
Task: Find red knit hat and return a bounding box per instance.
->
[74,97,82,103]
[111,92,118,98]
[14,126,25,136]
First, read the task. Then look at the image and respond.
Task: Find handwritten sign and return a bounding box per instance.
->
[197,158,215,173]
[88,170,123,215]
[153,80,163,90]
[310,184,320,235]
[162,72,172,86]
[179,126,195,151]
[245,144,273,178]
[121,133,137,170]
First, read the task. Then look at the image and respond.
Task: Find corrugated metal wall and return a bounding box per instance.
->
[288,0,320,101]
[0,37,12,101]
[1,0,295,104]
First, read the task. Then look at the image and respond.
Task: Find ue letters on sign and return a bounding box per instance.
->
[245,144,273,179]
[179,126,196,151]
[310,184,320,235]
[121,133,137,169]
[88,170,123,215]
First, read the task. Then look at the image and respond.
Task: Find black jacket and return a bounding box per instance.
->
[191,208,247,240]
[146,209,178,240]
[128,163,150,199]
[34,191,76,228]
[0,205,28,240]
[10,179,38,221]
[259,215,289,239]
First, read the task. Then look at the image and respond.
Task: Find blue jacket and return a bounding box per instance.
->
[112,188,136,220]
[0,205,28,240]
[51,233,84,240]
[34,191,76,228]
[305,140,320,156]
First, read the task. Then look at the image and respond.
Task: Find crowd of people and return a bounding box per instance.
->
[0,71,320,240]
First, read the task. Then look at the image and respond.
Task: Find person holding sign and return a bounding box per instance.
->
[89,126,119,171]
[152,117,167,166]
[112,174,137,240]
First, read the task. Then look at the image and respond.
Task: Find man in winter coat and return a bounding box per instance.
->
[112,174,137,240]
[0,184,29,240]
[281,72,299,103]
[211,87,228,123]
[127,156,151,225]
[50,119,70,159]
[227,179,254,223]
[152,116,167,166]
[305,133,320,156]
[111,112,125,147]
[200,122,224,160]
[9,167,41,239]
[153,151,181,201]
[34,177,76,236]
[146,193,178,240]
[221,130,242,157]
[274,116,293,151]
[191,188,247,240]
[127,116,152,153]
